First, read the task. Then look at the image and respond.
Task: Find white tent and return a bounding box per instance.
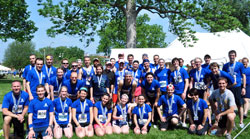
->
[0,65,11,71]
[110,30,250,66]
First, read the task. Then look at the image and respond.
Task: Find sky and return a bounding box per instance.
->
[0,1,207,62]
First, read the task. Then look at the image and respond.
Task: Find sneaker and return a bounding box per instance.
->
[226,133,231,139]
[239,123,245,129]
[182,123,187,128]
[244,114,248,119]
[153,125,157,128]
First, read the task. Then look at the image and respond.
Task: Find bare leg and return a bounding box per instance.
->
[3,116,12,139]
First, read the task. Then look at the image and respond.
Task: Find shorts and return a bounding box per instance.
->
[113,120,128,127]
[94,96,102,103]
[33,126,48,138]
[113,94,118,103]
[3,115,24,137]
[160,116,180,130]
[58,124,68,129]
[146,96,156,106]
[73,122,90,128]
[188,122,209,135]
[139,125,151,132]
[218,115,228,129]
[244,84,250,98]
[94,123,111,129]
[229,86,244,106]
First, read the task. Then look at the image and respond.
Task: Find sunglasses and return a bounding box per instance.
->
[63,63,68,64]
[72,65,78,67]
[190,94,198,96]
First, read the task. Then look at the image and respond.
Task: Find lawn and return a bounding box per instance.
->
[0,76,250,138]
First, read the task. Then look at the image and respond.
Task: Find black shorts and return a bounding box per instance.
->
[73,121,90,128]
[58,124,68,129]
[229,86,244,106]
[139,125,151,132]
[146,96,156,106]
[160,116,180,130]
[3,115,25,137]
[188,122,209,135]
[218,115,228,129]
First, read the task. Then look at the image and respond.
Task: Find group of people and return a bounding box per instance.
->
[2,50,250,139]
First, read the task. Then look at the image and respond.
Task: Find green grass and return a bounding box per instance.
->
[0,77,250,138]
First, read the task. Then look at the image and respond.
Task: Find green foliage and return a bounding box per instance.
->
[0,0,37,42]
[97,14,167,55]
[3,41,36,70]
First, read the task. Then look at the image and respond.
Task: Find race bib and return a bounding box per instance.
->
[194,82,206,90]
[138,119,147,125]
[98,115,106,123]
[12,105,23,114]
[160,81,167,88]
[58,113,68,122]
[78,114,87,123]
[37,110,47,119]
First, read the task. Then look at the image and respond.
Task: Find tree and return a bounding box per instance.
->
[3,41,36,69]
[97,14,167,55]
[38,0,242,48]
[0,0,37,42]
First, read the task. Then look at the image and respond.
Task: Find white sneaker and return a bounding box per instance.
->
[239,123,245,129]
[226,133,231,139]
[153,125,157,128]
[182,123,187,128]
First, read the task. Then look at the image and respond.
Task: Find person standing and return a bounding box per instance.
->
[22,54,36,91]
[49,68,65,100]
[241,57,250,118]
[42,55,57,81]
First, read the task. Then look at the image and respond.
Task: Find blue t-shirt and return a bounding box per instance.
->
[125,64,133,71]
[141,79,160,98]
[28,98,54,128]
[114,69,127,94]
[245,67,250,85]
[65,70,79,80]
[42,65,57,81]
[139,63,153,71]
[132,104,152,126]
[170,67,189,94]
[201,64,210,70]
[62,79,85,95]
[154,68,171,92]
[187,99,208,125]
[189,68,211,87]
[91,74,109,97]
[22,64,35,79]
[223,62,245,87]
[82,66,94,87]
[72,99,93,124]
[49,76,65,92]
[114,104,129,125]
[141,68,154,80]
[94,101,112,124]
[209,70,235,90]
[53,98,72,125]
[114,61,129,69]
[132,69,142,86]
[2,91,29,114]
[157,94,185,117]
[151,64,160,71]
[26,69,49,98]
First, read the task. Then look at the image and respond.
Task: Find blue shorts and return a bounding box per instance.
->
[244,84,250,99]
[33,126,48,138]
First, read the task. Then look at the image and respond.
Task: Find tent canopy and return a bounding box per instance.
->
[110,30,250,66]
[0,65,11,71]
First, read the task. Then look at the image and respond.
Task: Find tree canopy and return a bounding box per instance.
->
[97,14,167,55]
[0,0,37,42]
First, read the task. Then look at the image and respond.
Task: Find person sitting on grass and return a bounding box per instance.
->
[72,87,94,138]
[157,84,186,131]
[132,95,152,135]
[93,93,113,136]
[209,77,236,139]
[112,94,131,134]
[53,86,73,139]
[187,88,209,135]
[28,85,54,139]
[2,80,29,139]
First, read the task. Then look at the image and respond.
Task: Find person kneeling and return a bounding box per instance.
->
[157,84,186,131]
[94,93,113,136]
[187,88,209,135]
[112,94,131,134]
[133,95,152,135]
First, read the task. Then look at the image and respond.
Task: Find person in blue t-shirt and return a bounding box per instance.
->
[112,94,131,134]
[151,55,160,71]
[28,85,54,139]
[133,95,152,135]
[141,59,154,80]
[78,56,95,88]
[242,58,250,118]
[49,68,65,100]
[72,87,94,138]
[114,53,128,69]
[53,86,73,138]
[2,81,29,139]
[157,84,186,131]
[61,59,70,78]
[132,60,142,86]
[22,54,36,91]
[222,50,246,128]
[125,54,134,71]
[42,55,57,81]
[201,54,211,70]
[65,62,79,80]
[187,88,209,135]
[63,71,85,102]
[26,58,50,100]
[90,64,110,103]
[154,58,171,94]
[94,93,113,136]
[189,57,211,100]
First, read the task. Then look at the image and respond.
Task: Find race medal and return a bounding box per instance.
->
[99,115,106,123]
[194,116,199,121]
[168,109,172,114]
[139,119,147,125]
[58,113,68,121]
[78,114,87,123]
[159,81,167,88]
[12,105,23,113]
[37,110,47,119]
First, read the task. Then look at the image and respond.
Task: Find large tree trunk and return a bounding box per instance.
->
[126,0,137,48]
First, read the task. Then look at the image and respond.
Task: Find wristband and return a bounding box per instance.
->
[29,124,33,129]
